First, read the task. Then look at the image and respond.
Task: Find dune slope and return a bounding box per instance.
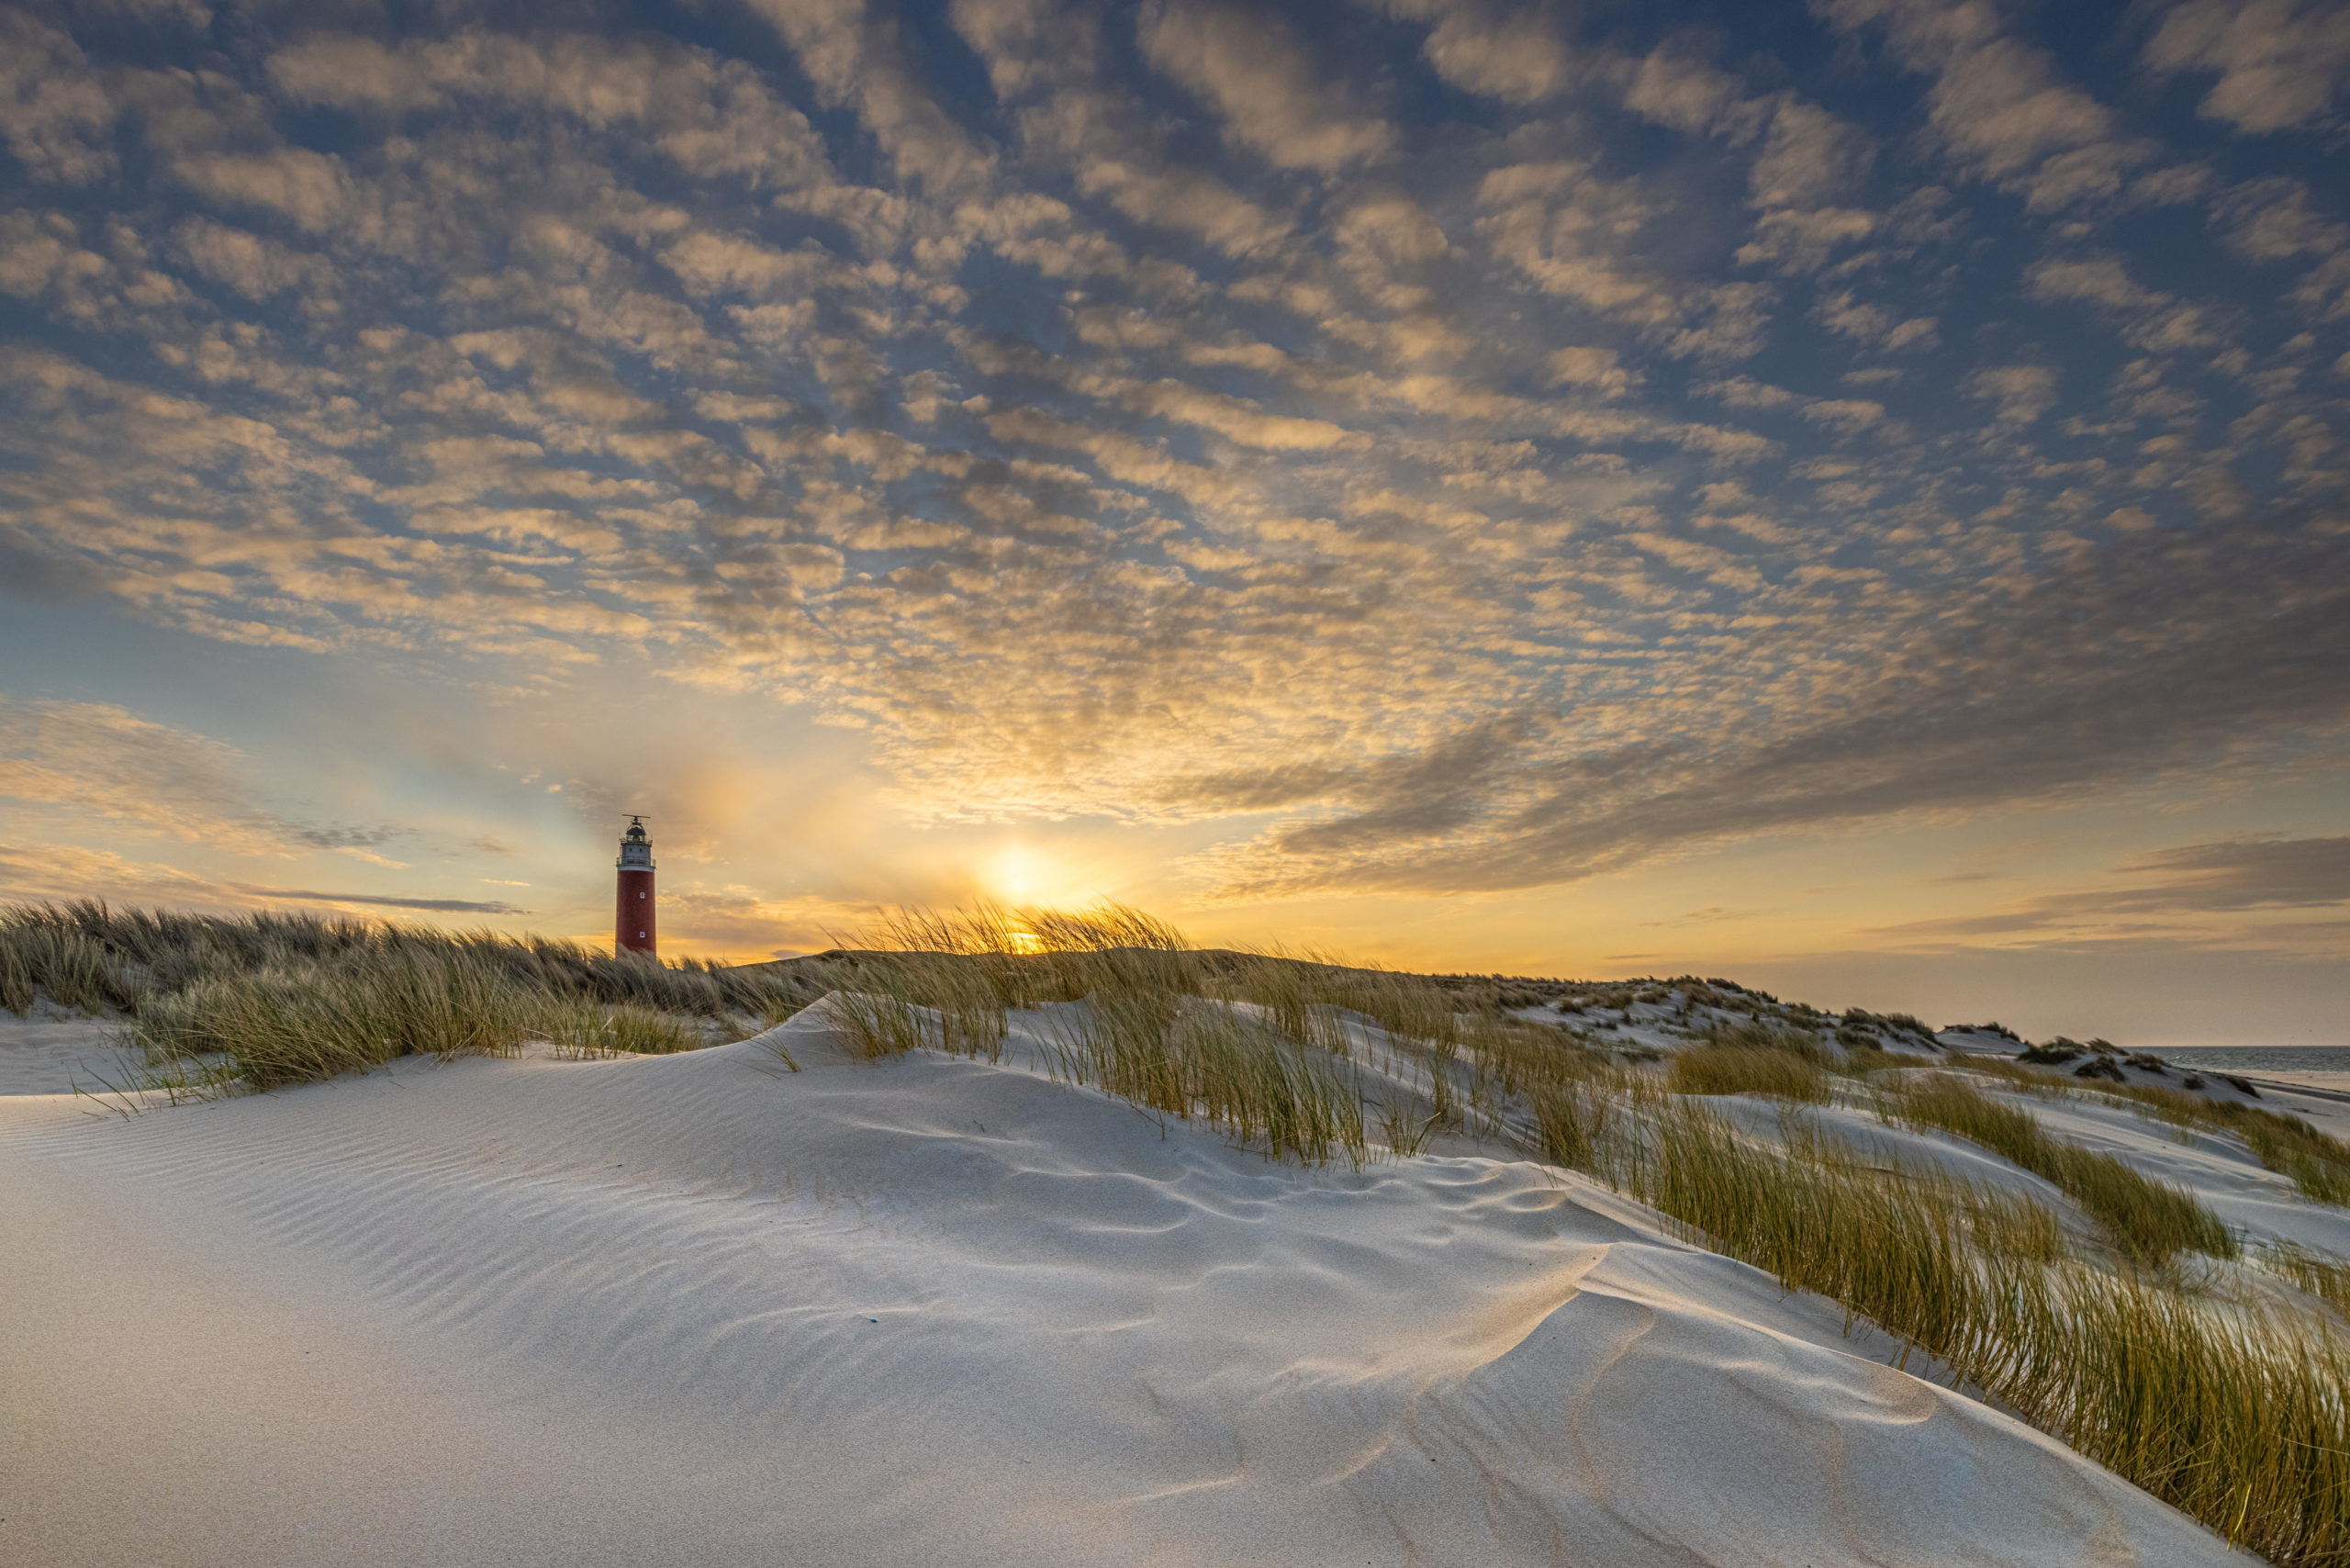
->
[0,1007,2250,1567]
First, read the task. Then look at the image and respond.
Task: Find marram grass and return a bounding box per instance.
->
[2262,1240,2350,1318]
[543,1000,700,1059]
[1950,1052,2350,1208]
[825,905,1379,1167]
[131,949,533,1089]
[23,896,2350,1560]
[5,898,843,1030]
[1601,1103,2350,1566]
[1887,1074,2237,1265]
[1666,1043,1830,1103]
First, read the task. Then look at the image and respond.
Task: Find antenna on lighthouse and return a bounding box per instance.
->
[615,815,656,958]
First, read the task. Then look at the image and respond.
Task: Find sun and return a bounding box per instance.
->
[991,845,1038,900]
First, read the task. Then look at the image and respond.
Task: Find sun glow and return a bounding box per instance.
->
[992,845,1040,900]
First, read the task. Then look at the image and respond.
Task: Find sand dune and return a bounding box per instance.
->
[1,1007,2252,1566]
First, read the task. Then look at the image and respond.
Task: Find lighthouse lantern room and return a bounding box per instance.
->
[616,815,656,957]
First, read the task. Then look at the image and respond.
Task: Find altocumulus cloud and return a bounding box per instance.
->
[0,0,2344,900]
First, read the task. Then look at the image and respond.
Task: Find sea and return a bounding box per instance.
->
[2154,1046,2350,1074]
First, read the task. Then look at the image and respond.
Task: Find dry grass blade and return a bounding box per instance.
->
[1531,1081,1613,1169]
[1950,1051,2350,1207]
[1696,1015,1831,1062]
[9,898,840,1092]
[1606,1101,2350,1563]
[1045,991,1369,1169]
[1668,1044,1830,1103]
[1888,1075,2236,1265]
[2261,1240,2350,1317]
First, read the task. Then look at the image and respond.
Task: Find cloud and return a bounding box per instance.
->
[0,0,2340,934]
[2143,0,2350,134]
[0,697,397,857]
[1696,375,1888,435]
[1476,160,1778,357]
[1186,511,2350,897]
[2209,176,2347,262]
[2113,835,2350,909]
[265,31,834,191]
[1546,346,1633,396]
[1382,0,1578,104]
[1813,290,1939,353]
[951,0,1290,257]
[173,217,338,302]
[1863,834,2350,950]
[1964,363,2059,425]
[1138,0,1394,171]
[740,0,993,196]
[2024,254,2228,352]
[0,14,117,185]
[1818,0,2159,211]
[227,887,526,914]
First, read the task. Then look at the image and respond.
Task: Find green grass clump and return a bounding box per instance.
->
[819,903,1379,1168]
[1532,1081,1615,1169]
[1214,950,1356,1058]
[1667,1044,1830,1103]
[2262,1241,2350,1317]
[133,946,544,1090]
[2002,1270,2350,1562]
[1834,1044,1916,1078]
[1955,1051,2350,1209]
[2,898,848,1092]
[1046,992,1370,1168]
[1606,1103,2350,1564]
[819,903,1625,1164]
[2088,1077,2350,1205]
[0,910,131,1014]
[1888,1076,2235,1265]
[1613,1104,2065,1361]
[602,1003,696,1055]
[1457,1008,1604,1111]
[545,1002,699,1058]
[2236,1115,2350,1206]
[6,898,843,1028]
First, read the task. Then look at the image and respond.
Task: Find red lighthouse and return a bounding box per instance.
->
[616,816,656,956]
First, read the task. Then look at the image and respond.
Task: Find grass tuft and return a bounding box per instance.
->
[545,1001,699,1058]
[1604,1101,2348,1564]
[1667,1044,1830,1103]
[1696,1014,1831,1062]
[1046,993,1371,1168]
[1531,1081,1614,1169]
[0,908,133,1014]
[1951,1052,2350,1208]
[1888,1075,2235,1265]
[133,946,543,1090]
[2261,1240,2350,1317]
[6,898,845,1092]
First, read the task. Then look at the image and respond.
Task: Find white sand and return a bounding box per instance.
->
[0,1006,2255,1566]
[0,1013,141,1097]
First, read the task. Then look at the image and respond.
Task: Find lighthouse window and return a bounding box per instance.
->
[639,890,646,899]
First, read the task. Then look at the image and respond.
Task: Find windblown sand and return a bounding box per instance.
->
[1,1009,2255,1566]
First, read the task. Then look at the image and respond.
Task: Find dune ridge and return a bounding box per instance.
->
[0,1006,2251,1566]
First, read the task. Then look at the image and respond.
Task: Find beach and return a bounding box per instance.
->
[0,1006,2259,1567]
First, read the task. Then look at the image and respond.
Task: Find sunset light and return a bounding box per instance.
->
[991,846,1040,902]
[0,0,2340,1046]
[7,4,2350,1562]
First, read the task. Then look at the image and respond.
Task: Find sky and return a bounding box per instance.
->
[1,0,2345,1046]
